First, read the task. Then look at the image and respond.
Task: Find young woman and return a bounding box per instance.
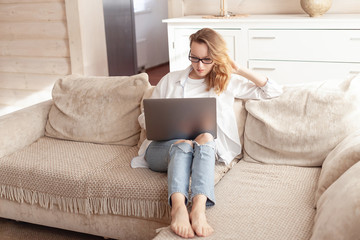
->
[131,28,283,238]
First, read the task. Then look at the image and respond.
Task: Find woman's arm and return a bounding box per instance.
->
[231,60,267,87]
[138,73,170,129]
[230,60,283,99]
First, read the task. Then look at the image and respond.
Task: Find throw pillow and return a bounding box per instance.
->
[311,161,360,240]
[233,98,247,157]
[314,129,360,203]
[244,74,360,167]
[45,73,151,146]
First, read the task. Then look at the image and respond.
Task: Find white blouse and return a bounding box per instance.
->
[131,66,283,168]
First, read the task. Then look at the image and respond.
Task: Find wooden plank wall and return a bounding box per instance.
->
[0,0,71,115]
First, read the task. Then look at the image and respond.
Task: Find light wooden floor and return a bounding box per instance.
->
[0,218,104,240]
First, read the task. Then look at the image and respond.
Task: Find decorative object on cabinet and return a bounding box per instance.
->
[219,0,228,17]
[300,0,332,17]
[202,14,248,19]
[203,0,247,19]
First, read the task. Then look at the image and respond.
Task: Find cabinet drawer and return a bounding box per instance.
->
[249,30,360,63]
[249,60,360,85]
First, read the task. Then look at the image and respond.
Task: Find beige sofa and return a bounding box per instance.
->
[1,73,360,240]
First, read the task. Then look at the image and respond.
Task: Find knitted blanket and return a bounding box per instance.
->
[0,137,236,220]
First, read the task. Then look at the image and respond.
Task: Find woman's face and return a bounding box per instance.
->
[189,41,214,79]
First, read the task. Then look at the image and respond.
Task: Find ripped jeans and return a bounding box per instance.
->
[145,139,216,207]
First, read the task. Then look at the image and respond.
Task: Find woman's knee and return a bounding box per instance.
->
[194,133,214,145]
[174,139,193,148]
[145,140,175,172]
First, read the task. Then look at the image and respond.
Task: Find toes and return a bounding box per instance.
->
[184,227,195,238]
[193,224,214,237]
[195,226,205,237]
[171,224,194,238]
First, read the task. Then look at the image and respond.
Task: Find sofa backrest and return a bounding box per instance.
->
[45,73,151,146]
[243,74,360,167]
[233,98,247,156]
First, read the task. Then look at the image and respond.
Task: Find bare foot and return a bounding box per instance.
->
[190,207,214,237]
[170,204,195,238]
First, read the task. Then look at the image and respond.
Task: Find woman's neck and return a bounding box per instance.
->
[189,69,204,80]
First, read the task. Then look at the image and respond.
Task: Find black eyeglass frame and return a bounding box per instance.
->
[188,51,213,64]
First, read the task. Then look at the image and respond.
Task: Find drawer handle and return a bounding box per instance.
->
[349,71,360,74]
[252,37,276,40]
[253,67,276,71]
[350,38,360,41]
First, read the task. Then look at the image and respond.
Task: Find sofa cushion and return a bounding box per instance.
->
[138,86,155,148]
[314,129,360,203]
[45,74,151,146]
[0,137,235,220]
[155,161,321,240]
[233,98,247,155]
[244,74,360,167]
[311,161,360,240]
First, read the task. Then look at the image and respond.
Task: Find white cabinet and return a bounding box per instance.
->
[248,61,360,85]
[248,30,360,62]
[248,29,360,84]
[163,14,360,85]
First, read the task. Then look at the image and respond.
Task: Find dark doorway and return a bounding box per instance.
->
[103,0,138,76]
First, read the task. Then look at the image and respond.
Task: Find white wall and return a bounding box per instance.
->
[169,0,360,17]
[134,0,169,69]
[65,0,108,76]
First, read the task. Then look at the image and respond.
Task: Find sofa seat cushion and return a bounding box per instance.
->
[0,137,235,221]
[155,161,320,240]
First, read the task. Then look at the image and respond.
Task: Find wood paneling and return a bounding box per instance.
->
[0,22,67,39]
[0,56,70,75]
[0,0,62,3]
[0,39,69,57]
[0,2,66,22]
[0,0,108,115]
[0,88,51,106]
[0,0,70,114]
[0,73,61,90]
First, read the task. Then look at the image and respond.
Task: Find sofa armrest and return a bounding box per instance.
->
[314,129,360,204]
[0,100,53,158]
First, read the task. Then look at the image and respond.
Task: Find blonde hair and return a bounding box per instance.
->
[189,28,232,94]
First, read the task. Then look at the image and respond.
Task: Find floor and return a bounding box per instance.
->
[145,62,169,85]
[0,218,103,240]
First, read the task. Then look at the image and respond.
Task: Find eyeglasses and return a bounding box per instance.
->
[188,51,213,64]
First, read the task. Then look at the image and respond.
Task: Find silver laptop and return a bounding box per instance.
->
[143,98,217,141]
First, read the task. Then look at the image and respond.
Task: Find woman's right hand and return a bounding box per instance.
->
[230,60,239,74]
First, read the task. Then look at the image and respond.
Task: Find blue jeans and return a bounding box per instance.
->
[145,139,216,207]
